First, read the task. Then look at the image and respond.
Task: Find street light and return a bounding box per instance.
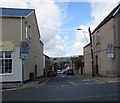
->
[77,28,88,43]
[77,27,94,77]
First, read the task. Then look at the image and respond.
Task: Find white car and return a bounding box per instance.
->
[57,70,62,74]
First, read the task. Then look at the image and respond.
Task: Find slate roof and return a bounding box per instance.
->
[0,8,34,18]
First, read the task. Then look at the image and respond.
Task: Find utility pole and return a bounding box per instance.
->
[88,27,94,77]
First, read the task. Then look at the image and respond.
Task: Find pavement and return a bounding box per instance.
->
[76,74,120,83]
[0,75,119,91]
[0,76,49,91]
[91,76,120,82]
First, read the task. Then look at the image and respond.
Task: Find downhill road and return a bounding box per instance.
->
[2,74,119,101]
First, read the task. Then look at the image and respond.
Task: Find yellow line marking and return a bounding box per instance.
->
[0,88,17,92]
[0,78,49,92]
[91,78,120,82]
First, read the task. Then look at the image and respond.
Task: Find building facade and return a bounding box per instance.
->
[84,4,120,77]
[0,8,44,83]
[43,54,50,76]
[83,43,92,74]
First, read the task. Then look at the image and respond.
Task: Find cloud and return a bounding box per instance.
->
[0,0,28,8]
[25,0,70,57]
[72,42,85,55]
[0,0,69,57]
[72,1,119,55]
[64,36,69,40]
[90,1,119,26]
[1,0,119,57]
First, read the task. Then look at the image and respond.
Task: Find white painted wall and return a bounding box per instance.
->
[2,47,22,82]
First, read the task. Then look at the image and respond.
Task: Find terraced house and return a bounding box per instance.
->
[0,8,44,83]
[84,4,120,77]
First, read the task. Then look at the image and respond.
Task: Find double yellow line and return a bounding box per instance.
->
[0,78,49,92]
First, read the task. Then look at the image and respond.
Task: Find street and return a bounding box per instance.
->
[2,74,119,101]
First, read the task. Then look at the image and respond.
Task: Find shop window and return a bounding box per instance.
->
[0,52,12,74]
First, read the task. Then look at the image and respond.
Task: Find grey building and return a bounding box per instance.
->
[84,4,120,77]
[43,54,50,76]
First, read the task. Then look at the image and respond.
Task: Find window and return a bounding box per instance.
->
[25,25,32,40]
[25,26,28,39]
[28,25,32,39]
[96,31,100,44]
[0,52,12,74]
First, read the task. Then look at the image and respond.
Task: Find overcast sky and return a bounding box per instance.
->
[0,0,119,57]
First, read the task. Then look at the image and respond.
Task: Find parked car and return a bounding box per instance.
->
[47,70,56,77]
[61,69,67,74]
[57,70,62,74]
[65,69,74,75]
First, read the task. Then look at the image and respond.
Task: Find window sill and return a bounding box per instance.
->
[0,73,13,76]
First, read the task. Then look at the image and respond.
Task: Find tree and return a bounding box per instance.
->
[74,59,84,74]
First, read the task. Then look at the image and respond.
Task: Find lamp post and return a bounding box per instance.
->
[77,28,88,43]
[77,27,94,77]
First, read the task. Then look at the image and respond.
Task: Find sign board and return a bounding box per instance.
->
[0,41,14,51]
[107,43,113,53]
[20,42,29,53]
[20,42,29,59]
[106,43,114,58]
[21,53,28,59]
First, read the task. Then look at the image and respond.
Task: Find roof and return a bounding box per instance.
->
[83,43,90,49]
[92,4,120,34]
[0,8,34,18]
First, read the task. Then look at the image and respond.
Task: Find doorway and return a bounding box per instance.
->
[95,55,99,75]
[35,65,37,79]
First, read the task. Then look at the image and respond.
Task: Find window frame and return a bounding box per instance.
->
[25,24,32,40]
[96,31,100,45]
[0,52,13,75]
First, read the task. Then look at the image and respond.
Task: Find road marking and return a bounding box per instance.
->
[0,79,49,92]
[55,94,119,101]
[91,78,120,83]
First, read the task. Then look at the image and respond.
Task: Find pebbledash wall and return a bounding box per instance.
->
[0,8,44,83]
[84,4,120,77]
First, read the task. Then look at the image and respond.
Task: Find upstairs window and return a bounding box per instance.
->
[96,31,100,44]
[25,25,32,40]
[0,52,12,74]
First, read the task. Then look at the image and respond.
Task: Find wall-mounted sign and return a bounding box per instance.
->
[0,41,14,51]
[106,43,114,58]
[21,53,29,59]
[20,42,29,59]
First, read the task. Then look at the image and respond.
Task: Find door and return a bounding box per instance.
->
[95,55,99,75]
[35,65,37,78]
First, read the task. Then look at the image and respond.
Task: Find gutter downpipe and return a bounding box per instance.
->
[20,17,24,84]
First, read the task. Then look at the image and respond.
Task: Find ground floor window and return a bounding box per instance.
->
[0,52,12,74]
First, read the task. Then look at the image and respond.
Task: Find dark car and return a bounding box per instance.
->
[65,69,74,75]
[47,70,56,77]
